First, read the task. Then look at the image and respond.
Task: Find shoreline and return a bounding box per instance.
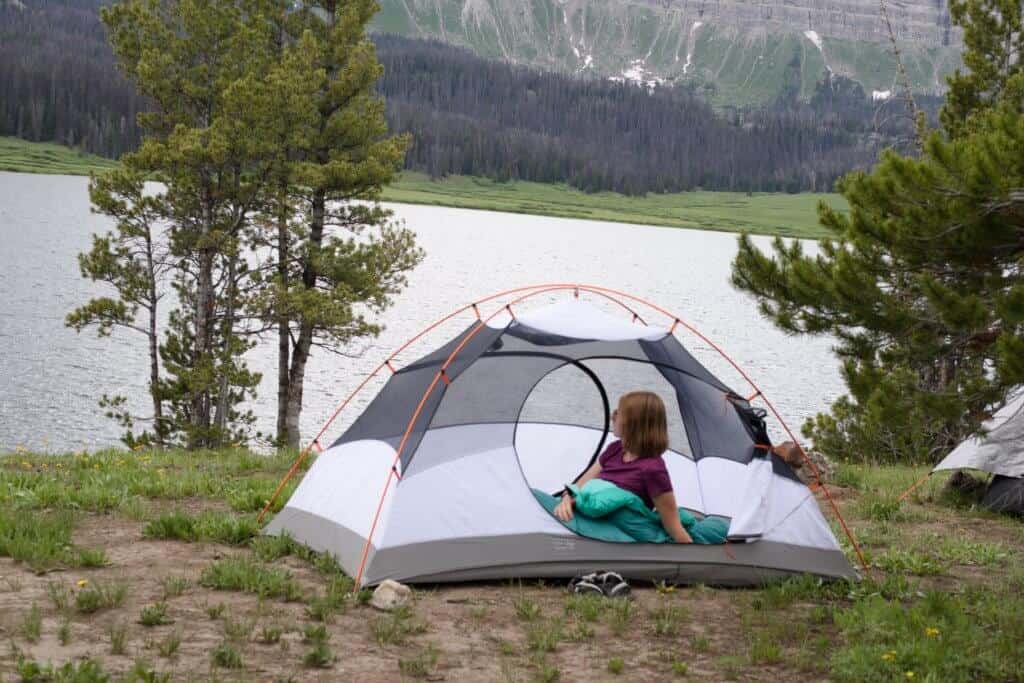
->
[1,137,843,240]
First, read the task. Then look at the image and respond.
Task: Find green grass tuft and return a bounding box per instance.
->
[210,641,243,669]
[398,644,439,678]
[199,557,302,601]
[371,605,427,646]
[139,602,172,627]
[19,603,42,643]
[302,642,335,669]
[17,657,111,682]
[76,580,128,614]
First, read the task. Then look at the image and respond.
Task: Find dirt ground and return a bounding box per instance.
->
[1,470,1022,682]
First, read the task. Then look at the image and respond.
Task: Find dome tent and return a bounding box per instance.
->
[262,285,859,587]
[932,389,1024,515]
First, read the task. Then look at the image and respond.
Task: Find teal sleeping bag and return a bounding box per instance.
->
[532,479,729,544]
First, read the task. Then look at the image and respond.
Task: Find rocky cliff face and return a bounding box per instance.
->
[372,0,962,104]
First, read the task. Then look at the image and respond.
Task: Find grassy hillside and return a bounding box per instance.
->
[1,137,843,239]
[0,137,118,176]
[0,447,1020,681]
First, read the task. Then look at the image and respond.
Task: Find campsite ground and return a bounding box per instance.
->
[1,136,843,239]
[1,449,1022,682]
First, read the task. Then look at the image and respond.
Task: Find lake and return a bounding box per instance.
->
[0,171,843,453]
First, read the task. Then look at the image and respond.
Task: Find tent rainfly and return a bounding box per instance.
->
[932,389,1024,515]
[263,287,859,587]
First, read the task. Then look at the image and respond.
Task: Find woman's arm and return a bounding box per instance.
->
[553,461,602,521]
[653,491,693,544]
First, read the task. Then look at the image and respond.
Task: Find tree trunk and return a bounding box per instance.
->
[213,252,239,437]
[191,200,215,448]
[283,188,326,448]
[145,232,164,448]
[276,190,291,445]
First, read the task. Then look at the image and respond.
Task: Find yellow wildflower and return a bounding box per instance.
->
[906,672,915,679]
[22,461,32,469]
[77,579,89,588]
[925,627,940,637]
[882,653,895,662]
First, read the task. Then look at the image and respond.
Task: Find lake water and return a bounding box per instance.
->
[0,171,844,453]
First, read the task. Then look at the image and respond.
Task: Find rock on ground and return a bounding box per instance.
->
[370,579,412,611]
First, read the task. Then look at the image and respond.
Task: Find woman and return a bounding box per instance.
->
[553,391,693,544]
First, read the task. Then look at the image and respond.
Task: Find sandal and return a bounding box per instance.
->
[596,571,631,598]
[568,572,604,595]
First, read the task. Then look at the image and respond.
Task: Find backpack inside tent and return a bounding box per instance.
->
[933,388,1024,516]
[264,293,857,586]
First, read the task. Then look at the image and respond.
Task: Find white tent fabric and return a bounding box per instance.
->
[487,299,667,341]
[934,389,1024,477]
[265,298,856,586]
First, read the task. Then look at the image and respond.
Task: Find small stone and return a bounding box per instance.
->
[370,579,412,611]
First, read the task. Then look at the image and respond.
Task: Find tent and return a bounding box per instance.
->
[933,389,1024,515]
[263,287,858,586]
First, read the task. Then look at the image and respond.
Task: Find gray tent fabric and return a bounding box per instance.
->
[981,476,1024,516]
[934,389,1024,478]
[266,299,855,586]
[932,388,1024,516]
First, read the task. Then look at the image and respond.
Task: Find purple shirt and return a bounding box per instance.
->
[596,440,673,508]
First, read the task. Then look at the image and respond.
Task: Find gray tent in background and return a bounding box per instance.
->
[934,389,1024,515]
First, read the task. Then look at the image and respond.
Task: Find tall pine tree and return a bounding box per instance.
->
[250,0,422,448]
[731,0,1024,463]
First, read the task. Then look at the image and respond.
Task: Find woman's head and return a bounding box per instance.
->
[613,391,669,458]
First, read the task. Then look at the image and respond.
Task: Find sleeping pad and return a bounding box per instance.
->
[532,479,729,544]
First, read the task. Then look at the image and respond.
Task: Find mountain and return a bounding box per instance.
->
[370,0,962,105]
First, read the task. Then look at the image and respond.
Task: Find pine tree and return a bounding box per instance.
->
[97,0,294,447]
[66,169,171,447]
[251,0,422,448]
[731,0,1024,463]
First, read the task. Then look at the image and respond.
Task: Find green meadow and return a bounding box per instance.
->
[1,137,843,239]
[0,447,1020,681]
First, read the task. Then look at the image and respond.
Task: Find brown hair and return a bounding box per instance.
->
[617,391,669,459]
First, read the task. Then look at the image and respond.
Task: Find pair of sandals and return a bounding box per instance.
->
[569,571,631,598]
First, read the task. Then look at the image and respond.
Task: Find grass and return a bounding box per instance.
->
[370,605,427,646]
[0,509,99,573]
[138,602,172,626]
[380,171,844,239]
[108,622,128,655]
[199,557,303,601]
[302,642,335,668]
[155,629,182,658]
[398,644,439,678]
[1,136,844,240]
[19,603,42,643]
[210,641,243,669]
[76,580,128,614]
[0,136,118,176]
[143,510,259,545]
[16,658,111,682]
[0,446,1020,681]
[649,605,687,637]
[159,575,191,599]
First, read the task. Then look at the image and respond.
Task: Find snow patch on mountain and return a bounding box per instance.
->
[872,89,892,101]
[803,29,832,74]
[683,21,703,74]
[612,59,665,89]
